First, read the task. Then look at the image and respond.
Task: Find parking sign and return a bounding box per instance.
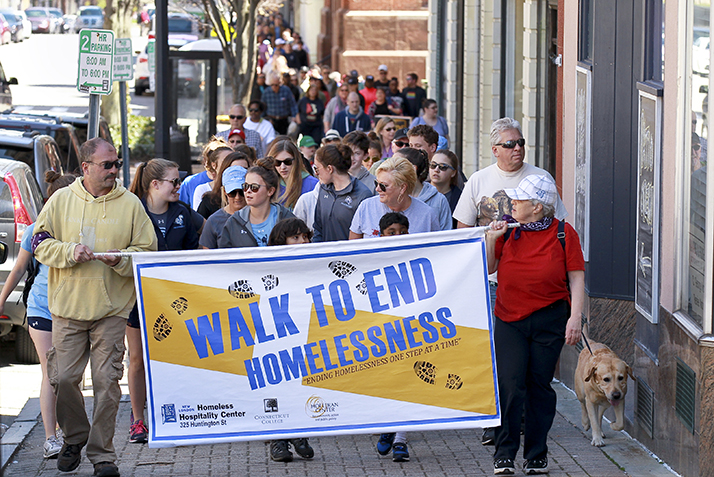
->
[113,38,133,82]
[77,29,114,95]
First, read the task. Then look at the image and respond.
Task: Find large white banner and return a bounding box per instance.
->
[132,228,499,448]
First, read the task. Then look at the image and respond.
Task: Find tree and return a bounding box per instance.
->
[198,0,262,105]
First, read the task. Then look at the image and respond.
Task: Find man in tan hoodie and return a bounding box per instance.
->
[32,138,157,477]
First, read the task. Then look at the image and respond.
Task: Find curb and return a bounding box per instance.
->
[1,397,41,472]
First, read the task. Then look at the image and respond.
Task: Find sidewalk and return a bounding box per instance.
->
[2,382,678,477]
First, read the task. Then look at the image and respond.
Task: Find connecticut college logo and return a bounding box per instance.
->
[264,398,278,413]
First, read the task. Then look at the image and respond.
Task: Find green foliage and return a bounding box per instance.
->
[109,115,155,162]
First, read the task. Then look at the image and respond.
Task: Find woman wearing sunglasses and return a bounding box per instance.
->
[197,151,251,220]
[268,138,319,211]
[126,159,200,443]
[199,160,251,250]
[374,117,397,159]
[349,156,439,239]
[218,157,296,248]
[429,149,464,218]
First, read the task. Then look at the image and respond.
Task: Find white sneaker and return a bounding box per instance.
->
[43,435,63,458]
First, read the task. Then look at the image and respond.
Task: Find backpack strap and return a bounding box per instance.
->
[557,220,566,251]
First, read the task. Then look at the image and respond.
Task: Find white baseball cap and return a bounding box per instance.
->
[378,64,388,72]
[503,175,557,207]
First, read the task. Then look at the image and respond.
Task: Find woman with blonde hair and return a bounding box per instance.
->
[349,156,439,239]
[0,170,76,459]
[268,138,318,210]
[373,117,397,159]
[127,158,199,443]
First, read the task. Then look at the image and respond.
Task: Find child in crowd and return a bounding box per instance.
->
[376,212,410,461]
[379,212,409,236]
[266,217,315,462]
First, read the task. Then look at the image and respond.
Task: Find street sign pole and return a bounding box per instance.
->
[77,29,114,140]
[113,38,133,186]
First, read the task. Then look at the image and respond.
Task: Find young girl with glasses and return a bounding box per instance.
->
[267,139,319,211]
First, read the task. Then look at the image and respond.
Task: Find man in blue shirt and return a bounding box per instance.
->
[261,77,298,135]
[332,92,371,138]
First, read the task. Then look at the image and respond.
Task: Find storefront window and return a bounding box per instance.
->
[686,1,710,327]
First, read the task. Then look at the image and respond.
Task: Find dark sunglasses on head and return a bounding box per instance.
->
[429,162,454,172]
[393,140,409,148]
[275,158,294,167]
[242,183,266,192]
[227,188,245,198]
[160,178,181,187]
[496,138,526,149]
[88,160,123,170]
[376,181,389,192]
[229,115,245,120]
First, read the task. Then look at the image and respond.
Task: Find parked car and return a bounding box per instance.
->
[62,13,76,34]
[0,152,48,363]
[167,12,199,48]
[25,7,60,34]
[74,5,103,32]
[0,113,81,175]
[0,61,18,111]
[0,13,11,44]
[15,10,31,39]
[0,10,23,42]
[48,8,64,33]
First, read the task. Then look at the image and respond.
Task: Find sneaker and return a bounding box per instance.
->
[270,440,293,462]
[57,441,85,472]
[376,433,395,455]
[494,458,515,475]
[482,427,495,445]
[392,442,410,462]
[43,435,63,459]
[524,457,549,474]
[129,419,148,443]
[290,438,314,459]
[93,461,120,476]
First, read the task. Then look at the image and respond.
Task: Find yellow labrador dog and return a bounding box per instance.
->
[574,342,633,446]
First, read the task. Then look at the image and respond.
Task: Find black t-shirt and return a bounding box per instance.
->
[149,210,169,237]
[374,80,390,92]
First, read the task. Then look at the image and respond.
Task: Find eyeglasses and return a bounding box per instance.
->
[229,115,245,120]
[86,160,122,170]
[495,138,526,149]
[366,156,380,163]
[227,189,245,198]
[393,141,408,148]
[249,109,260,113]
[429,162,454,172]
[376,181,389,192]
[384,127,396,132]
[159,178,182,187]
[275,158,294,167]
[693,143,701,151]
[242,183,266,192]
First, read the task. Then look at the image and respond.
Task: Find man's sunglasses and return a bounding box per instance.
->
[392,141,409,148]
[495,138,526,149]
[242,183,266,192]
[275,158,294,167]
[87,160,122,170]
[376,181,389,192]
[159,178,182,187]
[229,115,245,120]
[429,162,454,172]
[227,189,245,198]
[693,143,701,152]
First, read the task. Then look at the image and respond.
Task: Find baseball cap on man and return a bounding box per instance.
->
[228,129,246,141]
[299,136,318,148]
[223,166,247,194]
[378,64,388,72]
[347,76,358,85]
[393,128,409,141]
[324,129,341,141]
[503,174,557,207]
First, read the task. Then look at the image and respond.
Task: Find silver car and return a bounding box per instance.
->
[74,5,103,32]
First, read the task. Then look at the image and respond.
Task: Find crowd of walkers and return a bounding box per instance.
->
[0,105,584,475]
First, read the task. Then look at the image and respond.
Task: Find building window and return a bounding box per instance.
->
[578,0,593,62]
[684,1,710,329]
[643,0,665,82]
